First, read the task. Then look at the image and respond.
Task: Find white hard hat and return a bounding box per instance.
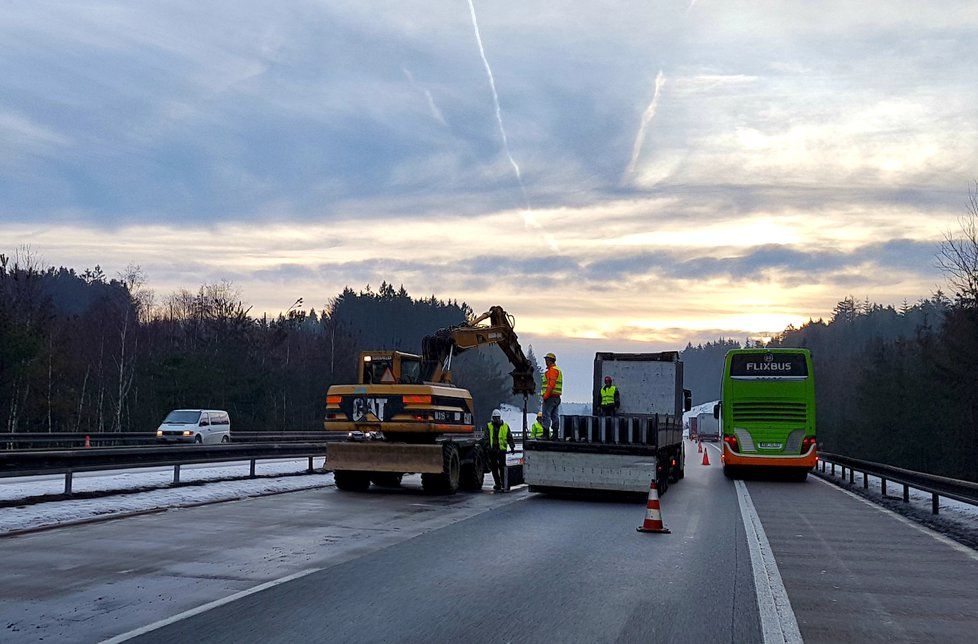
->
[491,409,502,419]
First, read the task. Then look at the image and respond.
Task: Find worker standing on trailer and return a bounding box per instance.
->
[541,352,563,439]
[599,375,620,416]
[529,412,545,440]
[484,409,515,491]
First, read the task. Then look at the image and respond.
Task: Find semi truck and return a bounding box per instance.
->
[695,412,719,441]
[689,416,699,440]
[524,351,691,495]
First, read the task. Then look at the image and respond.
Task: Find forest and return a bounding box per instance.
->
[0,255,538,435]
[2,210,976,481]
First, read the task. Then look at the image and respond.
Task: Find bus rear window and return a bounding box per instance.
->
[730,353,808,378]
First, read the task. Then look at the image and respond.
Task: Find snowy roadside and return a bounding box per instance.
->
[815,467,978,549]
[0,458,327,503]
[1,470,334,536]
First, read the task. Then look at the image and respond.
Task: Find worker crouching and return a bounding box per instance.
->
[529,412,545,440]
[484,409,515,491]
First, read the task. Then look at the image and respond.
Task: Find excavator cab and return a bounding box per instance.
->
[359,351,427,385]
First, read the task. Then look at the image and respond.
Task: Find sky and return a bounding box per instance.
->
[2,1,977,401]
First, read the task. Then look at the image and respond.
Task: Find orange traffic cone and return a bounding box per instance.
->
[84,435,91,448]
[697,441,702,453]
[637,479,670,533]
[702,447,710,466]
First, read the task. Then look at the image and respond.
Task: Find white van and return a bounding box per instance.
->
[156,409,231,444]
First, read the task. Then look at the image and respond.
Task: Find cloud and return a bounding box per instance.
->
[0,0,975,389]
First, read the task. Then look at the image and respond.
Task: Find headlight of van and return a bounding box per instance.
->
[156,430,163,437]
[183,430,193,436]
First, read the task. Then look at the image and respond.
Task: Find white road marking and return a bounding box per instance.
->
[99,567,323,643]
[811,473,978,562]
[735,480,803,644]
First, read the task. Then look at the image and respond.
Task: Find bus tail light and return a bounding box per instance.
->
[801,437,816,453]
[723,435,739,453]
[326,395,342,406]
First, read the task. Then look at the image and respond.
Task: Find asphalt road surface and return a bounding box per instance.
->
[2,440,977,643]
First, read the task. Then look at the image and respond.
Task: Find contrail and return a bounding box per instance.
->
[466,0,557,251]
[625,70,666,180]
[402,67,447,126]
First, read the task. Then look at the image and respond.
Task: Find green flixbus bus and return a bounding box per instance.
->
[717,348,817,480]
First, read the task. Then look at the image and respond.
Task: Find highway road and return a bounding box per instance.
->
[2,440,977,643]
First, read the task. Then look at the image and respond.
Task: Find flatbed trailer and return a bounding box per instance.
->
[525,414,684,494]
[525,351,690,496]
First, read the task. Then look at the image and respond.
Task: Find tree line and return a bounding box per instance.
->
[0,257,537,435]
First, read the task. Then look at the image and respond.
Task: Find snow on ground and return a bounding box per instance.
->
[1,470,334,535]
[0,458,326,503]
[1,454,525,535]
[816,466,978,546]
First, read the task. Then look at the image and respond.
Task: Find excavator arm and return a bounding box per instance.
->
[422,306,537,396]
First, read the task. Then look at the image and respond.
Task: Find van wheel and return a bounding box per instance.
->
[221,435,230,444]
[194,435,202,444]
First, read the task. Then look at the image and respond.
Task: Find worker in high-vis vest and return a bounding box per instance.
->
[599,375,621,416]
[540,352,563,439]
[529,412,545,440]
[484,409,515,491]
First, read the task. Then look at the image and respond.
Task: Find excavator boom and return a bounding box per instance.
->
[421,306,536,396]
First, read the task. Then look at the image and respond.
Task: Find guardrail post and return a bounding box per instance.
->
[831,463,835,476]
[173,464,181,484]
[863,472,868,489]
[902,484,909,503]
[932,493,939,515]
[249,459,256,478]
[64,470,73,495]
[881,477,887,496]
[307,456,314,473]
[841,465,845,479]
[849,468,854,484]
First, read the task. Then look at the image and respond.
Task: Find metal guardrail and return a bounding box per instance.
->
[0,443,330,495]
[817,451,978,515]
[0,431,342,450]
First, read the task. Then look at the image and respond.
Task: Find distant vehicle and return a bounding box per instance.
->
[718,348,816,480]
[689,416,698,440]
[695,412,719,441]
[156,409,231,444]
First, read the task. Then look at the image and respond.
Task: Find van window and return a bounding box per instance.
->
[163,410,201,424]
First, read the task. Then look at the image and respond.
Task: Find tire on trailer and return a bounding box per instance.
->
[723,465,737,479]
[459,445,485,491]
[421,443,461,495]
[792,469,809,482]
[370,473,403,488]
[656,458,670,495]
[334,470,371,492]
[669,447,685,482]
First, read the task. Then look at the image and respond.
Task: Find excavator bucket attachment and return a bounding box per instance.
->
[328,442,445,474]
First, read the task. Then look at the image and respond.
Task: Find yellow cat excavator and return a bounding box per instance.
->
[324,306,536,494]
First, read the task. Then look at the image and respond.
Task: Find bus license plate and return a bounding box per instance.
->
[759,442,782,450]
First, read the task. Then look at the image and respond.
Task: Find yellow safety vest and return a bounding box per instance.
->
[600,385,617,406]
[486,422,510,449]
[541,366,563,397]
[530,421,545,439]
